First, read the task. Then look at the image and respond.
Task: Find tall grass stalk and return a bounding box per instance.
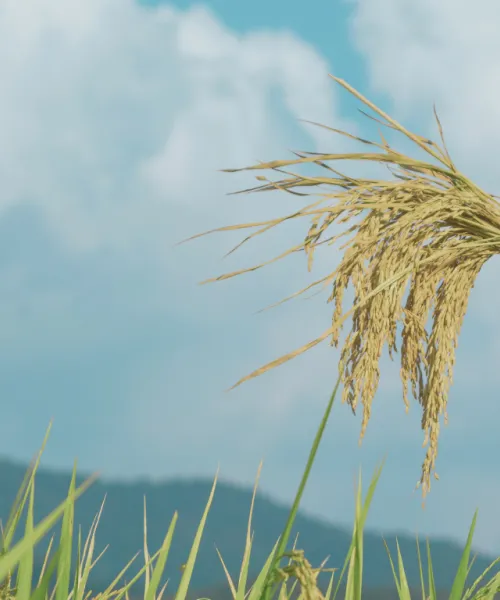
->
[259,373,341,600]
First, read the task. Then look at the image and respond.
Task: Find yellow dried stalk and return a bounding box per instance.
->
[183,76,500,498]
[271,549,334,600]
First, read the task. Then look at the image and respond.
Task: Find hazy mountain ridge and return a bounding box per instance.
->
[0,457,497,596]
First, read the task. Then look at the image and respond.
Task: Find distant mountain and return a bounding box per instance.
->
[0,457,498,597]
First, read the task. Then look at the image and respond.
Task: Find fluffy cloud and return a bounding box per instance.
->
[0,0,356,485]
[0,0,348,253]
[350,0,500,188]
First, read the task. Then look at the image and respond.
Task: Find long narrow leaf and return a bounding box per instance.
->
[174,470,218,600]
[55,463,77,600]
[448,510,477,600]
[0,474,98,583]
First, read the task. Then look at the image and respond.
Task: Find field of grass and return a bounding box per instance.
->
[1,396,499,600]
[2,76,500,600]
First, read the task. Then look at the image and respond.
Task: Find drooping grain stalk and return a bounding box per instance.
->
[183,76,500,498]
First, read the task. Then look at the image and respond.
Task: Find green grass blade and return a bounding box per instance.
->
[214,465,262,600]
[2,424,52,554]
[395,539,411,600]
[236,534,253,600]
[102,544,168,600]
[0,473,97,583]
[426,541,437,600]
[332,461,384,600]
[448,510,477,600]
[344,544,356,600]
[323,568,336,600]
[261,374,342,600]
[99,551,142,598]
[469,570,500,600]
[144,511,178,600]
[174,469,218,600]
[34,535,55,591]
[29,547,62,600]
[415,535,426,600]
[55,462,77,600]
[349,471,364,600]
[236,462,263,600]
[332,539,355,600]
[15,476,36,600]
[382,538,401,598]
[463,557,500,600]
[215,547,238,599]
[71,527,83,600]
[246,539,280,600]
[73,499,108,600]
[143,497,152,598]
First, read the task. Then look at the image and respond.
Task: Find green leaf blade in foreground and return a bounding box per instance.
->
[246,540,280,600]
[261,375,342,600]
[448,509,477,600]
[55,463,78,600]
[144,509,178,600]
[174,469,218,600]
[0,473,97,584]
[1,425,53,557]
[14,477,36,600]
[235,463,262,600]
[29,548,62,600]
[333,461,384,600]
[383,538,402,599]
[395,539,412,600]
[426,541,437,600]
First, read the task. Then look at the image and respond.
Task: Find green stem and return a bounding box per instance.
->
[261,371,343,600]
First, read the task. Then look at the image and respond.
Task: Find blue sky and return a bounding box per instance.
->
[1,0,500,556]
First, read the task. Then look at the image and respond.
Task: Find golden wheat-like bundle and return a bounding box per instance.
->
[185,76,500,498]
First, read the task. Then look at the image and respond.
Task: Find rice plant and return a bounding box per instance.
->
[183,75,500,499]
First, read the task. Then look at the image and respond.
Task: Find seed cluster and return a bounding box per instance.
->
[186,77,500,498]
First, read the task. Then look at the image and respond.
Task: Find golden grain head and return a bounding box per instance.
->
[183,75,500,498]
[272,550,335,600]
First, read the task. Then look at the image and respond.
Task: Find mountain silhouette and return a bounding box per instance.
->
[0,456,498,597]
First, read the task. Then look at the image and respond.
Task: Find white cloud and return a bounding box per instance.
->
[0,0,359,486]
[350,0,500,187]
[0,0,350,254]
